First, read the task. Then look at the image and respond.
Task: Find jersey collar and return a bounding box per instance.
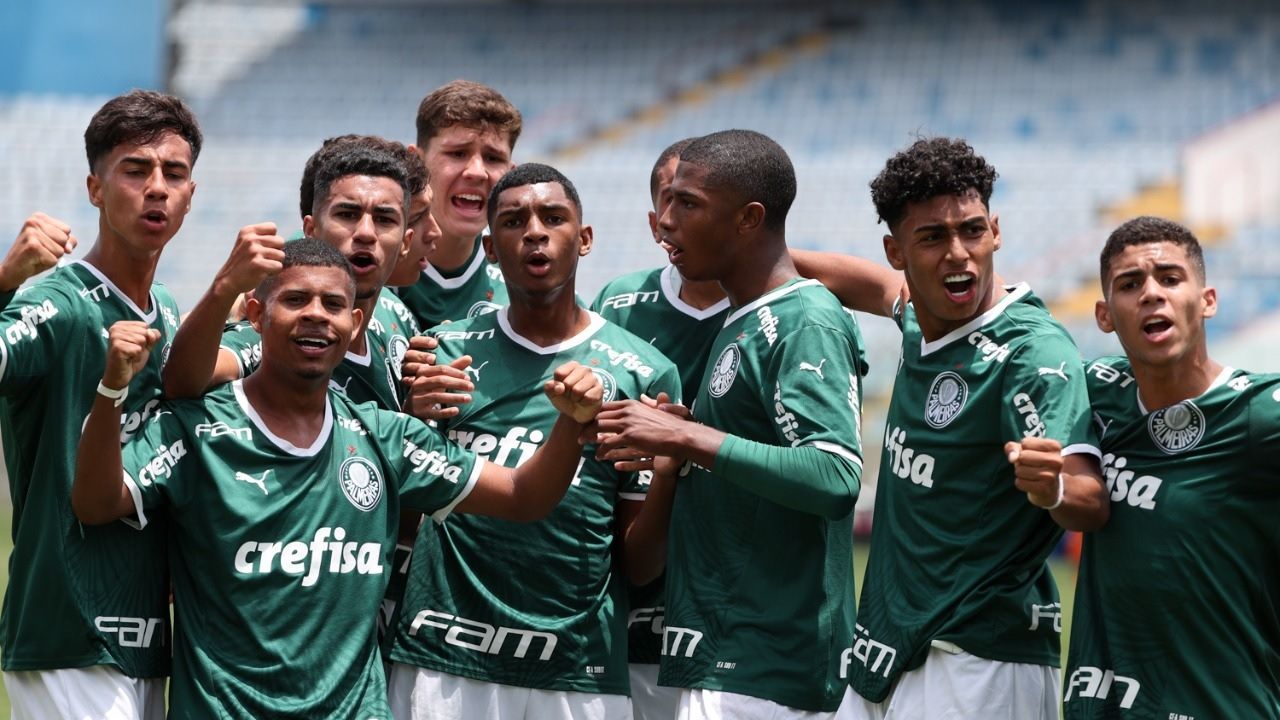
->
[723,278,822,327]
[496,307,606,355]
[1135,365,1236,415]
[918,283,1030,358]
[660,265,730,321]
[71,259,157,323]
[421,236,488,290]
[232,379,333,457]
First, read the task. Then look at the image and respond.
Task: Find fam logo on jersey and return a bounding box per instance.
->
[924,372,967,428]
[708,344,741,398]
[468,301,503,319]
[590,368,617,403]
[338,457,382,511]
[1064,667,1140,710]
[1147,400,1205,454]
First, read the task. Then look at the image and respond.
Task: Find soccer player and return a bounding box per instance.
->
[385,163,681,720]
[397,80,519,328]
[0,90,201,718]
[824,138,1107,720]
[1063,216,1280,718]
[71,239,603,718]
[593,129,867,717]
[587,137,729,720]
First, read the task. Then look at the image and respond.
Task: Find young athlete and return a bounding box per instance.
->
[820,138,1107,720]
[71,239,602,718]
[0,90,201,719]
[593,129,867,717]
[386,163,681,720]
[587,137,729,720]
[1063,216,1280,718]
[397,80,519,328]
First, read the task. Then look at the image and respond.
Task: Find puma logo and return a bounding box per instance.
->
[1038,362,1069,382]
[329,376,353,394]
[799,359,826,380]
[235,470,270,495]
[464,361,489,381]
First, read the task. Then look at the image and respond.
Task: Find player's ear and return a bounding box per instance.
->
[399,227,414,259]
[990,212,1001,252]
[87,173,103,209]
[883,233,906,271]
[302,215,316,237]
[1095,298,1115,334]
[578,224,593,257]
[738,202,765,234]
[349,307,364,344]
[246,293,264,332]
[1201,285,1217,319]
[647,210,659,242]
[482,233,497,263]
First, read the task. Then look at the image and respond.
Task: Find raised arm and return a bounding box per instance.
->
[72,321,160,525]
[163,223,284,397]
[791,248,903,317]
[454,361,602,521]
[1005,438,1109,531]
[0,213,79,293]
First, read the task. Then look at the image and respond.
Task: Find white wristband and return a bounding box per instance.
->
[96,381,128,407]
[1034,473,1065,511]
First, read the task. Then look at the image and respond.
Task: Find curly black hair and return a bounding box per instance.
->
[1100,216,1205,293]
[870,137,998,229]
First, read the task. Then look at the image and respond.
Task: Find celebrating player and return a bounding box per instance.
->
[385,163,681,720]
[593,129,867,717]
[70,239,602,717]
[0,90,201,719]
[1063,216,1280,718]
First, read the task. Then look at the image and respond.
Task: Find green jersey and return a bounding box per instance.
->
[388,309,681,695]
[590,264,730,665]
[1064,357,1280,719]
[395,237,507,329]
[659,278,865,712]
[849,284,1099,703]
[120,381,481,718]
[0,260,177,677]
[221,288,419,410]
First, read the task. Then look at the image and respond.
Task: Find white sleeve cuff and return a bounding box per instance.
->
[119,471,149,530]
[430,457,484,524]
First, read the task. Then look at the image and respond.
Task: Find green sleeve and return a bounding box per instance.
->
[714,434,860,519]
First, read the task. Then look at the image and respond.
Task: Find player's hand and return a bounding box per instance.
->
[103,321,161,391]
[604,392,675,472]
[0,213,78,291]
[544,361,602,425]
[593,399,691,460]
[402,354,475,421]
[400,335,441,377]
[1005,436,1065,508]
[212,223,285,298]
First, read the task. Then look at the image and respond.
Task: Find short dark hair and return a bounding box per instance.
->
[650,137,695,203]
[679,130,795,232]
[487,163,583,227]
[84,90,203,173]
[415,80,522,150]
[306,136,412,218]
[300,135,425,220]
[255,237,355,301]
[870,137,998,230]
[1100,216,1206,292]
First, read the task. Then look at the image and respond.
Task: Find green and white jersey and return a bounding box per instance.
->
[395,237,507,329]
[659,278,865,713]
[221,288,419,410]
[1064,357,1280,720]
[388,308,681,695]
[849,284,1099,703]
[120,381,481,718]
[0,260,178,677]
[590,264,729,666]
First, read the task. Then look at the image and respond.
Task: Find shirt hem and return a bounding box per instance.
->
[385,655,630,696]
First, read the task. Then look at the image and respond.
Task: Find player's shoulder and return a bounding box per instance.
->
[764,278,860,338]
[592,315,678,372]
[592,266,664,308]
[375,288,418,331]
[999,284,1076,342]
[427,310,501,358]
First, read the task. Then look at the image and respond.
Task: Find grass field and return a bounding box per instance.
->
[0,510,1078,715]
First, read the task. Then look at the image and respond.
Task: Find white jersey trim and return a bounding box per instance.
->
[618,491,647,502]
[723,278,823,327]
[344,344,372,367]
[1135,365,1235,415]
[808,440,864,469]
[217,345,248,379]
[430,457,484,523]
[233,379,333,456]
[1061,442,1102,460]
[421,238,488,290]
[121,472,148,530]
[660,265,730,320]
[496,307,606,355]
[71,260,158,324]
[0,339,8,384]
[918,283,1031,358]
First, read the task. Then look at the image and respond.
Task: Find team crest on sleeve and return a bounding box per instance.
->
[338,457,383,511]
[590,368,617,403]
[1147,400,1205,454]
[708,344,741,398]
[468,301,502,319]
[924,371,967,429]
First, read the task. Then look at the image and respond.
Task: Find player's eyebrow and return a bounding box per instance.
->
[911,214,986,236]
[121,156,191,172]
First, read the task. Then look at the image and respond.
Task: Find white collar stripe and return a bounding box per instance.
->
[232,380,333,457]
[724,279,823,327]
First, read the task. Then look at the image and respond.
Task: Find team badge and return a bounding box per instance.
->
[1147,400,1205,454]
[387,335,409,377]
[338,457,383,511]
[924,371,967,429]
[161,343,172,369]
[708,344,741,398]
[590,368,617,403]
[468,301,502,318]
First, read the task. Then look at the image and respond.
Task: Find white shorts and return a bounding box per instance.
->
[676,688,837,720]
[629,664,679,720]
[3,666,165,720]
[387,662,632,720]
[835,644,1060,720]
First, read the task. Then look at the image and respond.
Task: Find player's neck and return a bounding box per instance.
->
[720,239,797,308]
[429,231,479,274]
[349,294,379,356]
[82,236,160,310]
[676,272,727,310]
[241,366,329,445]
[506,286,591,347]
[1132,347,1223,411]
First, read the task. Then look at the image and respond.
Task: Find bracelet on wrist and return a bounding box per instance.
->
[96,381,128,408]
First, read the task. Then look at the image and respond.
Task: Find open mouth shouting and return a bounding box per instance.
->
[452,192,485,218]
[347,250,379,277]
[942,272,977,303]
[525,249,552,277]
[140,209,168,232]
[1140,315,1174,343]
